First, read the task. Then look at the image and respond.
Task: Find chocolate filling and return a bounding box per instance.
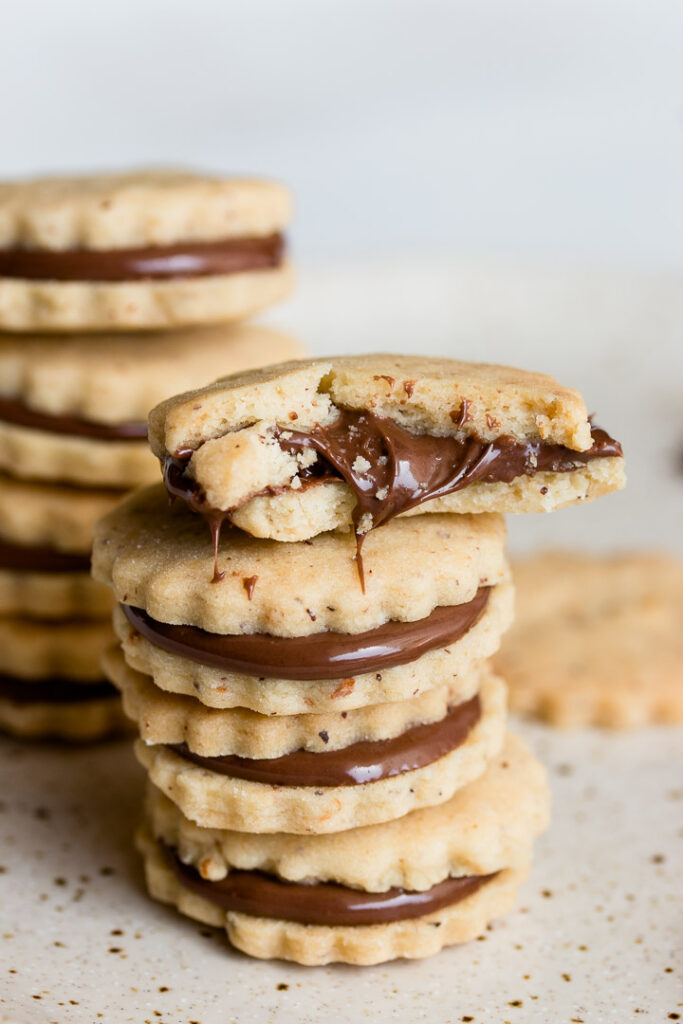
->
[169,693,481,787]
[0,675,118,703]
[0,395,147,441]
[122,586,490,681]
[0,538,91,574]
[166,844,496,926]
[163,411,622,584]
[0,233,284,282]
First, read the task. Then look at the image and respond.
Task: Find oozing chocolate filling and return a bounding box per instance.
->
[0,675,118,703]
[0,395,147,441]
[0,538,91,574]
[163,411,622,585]
[0,233,284,282]
[165,843,496,926]
[169,693,481,787]
[122,586,490,681]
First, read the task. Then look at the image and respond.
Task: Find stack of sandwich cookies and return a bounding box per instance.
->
[91,353,627,964]
[0,326,301,740]
[0,168,298,740]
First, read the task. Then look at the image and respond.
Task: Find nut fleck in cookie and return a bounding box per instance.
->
[148,355,625,545]
[92,485,509,634]
[0,171,292,331]
[133,670,506,835]
[495,551,683,727]
[137,733,549,965]
[0,324,304,487]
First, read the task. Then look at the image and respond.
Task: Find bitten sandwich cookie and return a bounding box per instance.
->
[0,324,304,487]
[495,551,683,727]
[148,354,625,545]
[137,734,550,965]
[0,171,292,331]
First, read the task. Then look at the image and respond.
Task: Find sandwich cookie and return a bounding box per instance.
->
[0,324,304,487]
[107,646,506,833]
[0,171,292,331]
[0,617,126,740]
[148,355,625,547]
[137,733,550,964]
[495,551,683,727]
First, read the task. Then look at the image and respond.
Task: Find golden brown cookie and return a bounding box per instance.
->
[134,670,506,835]
[495,551,683,727]
[92,485,509,635]
[0,171,292,331]
[147,355,624,543]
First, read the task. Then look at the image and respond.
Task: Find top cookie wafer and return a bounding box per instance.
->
[0,170,292,331]
[148,354,625,543]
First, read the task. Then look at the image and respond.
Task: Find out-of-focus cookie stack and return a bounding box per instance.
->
[93,355,625,964]
[0,171,299,740]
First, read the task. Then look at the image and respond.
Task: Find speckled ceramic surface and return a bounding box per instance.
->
[0,720,681,1024]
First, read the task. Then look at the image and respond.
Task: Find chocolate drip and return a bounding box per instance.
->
[0,675,118,704]
[0,233,284,282]
[0,396,147,441]
[169,694,481,787]
[0,538,91,574]
[166,844,496,926]
[122,586,490,681]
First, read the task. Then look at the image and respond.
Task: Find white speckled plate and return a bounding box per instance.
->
[0,722,681,1024]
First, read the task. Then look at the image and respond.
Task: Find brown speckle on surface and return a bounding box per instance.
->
[508,1000,522,1007]
[541,889,553,898]
[158,986,169,992]
[277,982,289,990]
[651,853,666,864]
[33,806,50,820]
[668,1015,680,1021]
[288,411,298,421]
[402,380,416,398]
[562,973,571,982]
[306,608,317,621]
[318,730,329,744]
[99,866,115,876]
[540,486,548,495]
[461,1017,474,1022]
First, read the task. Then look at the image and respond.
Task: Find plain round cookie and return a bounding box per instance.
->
[0,617,114,681]
[134,670,506,834]
[138,829,529,966]
[105,643,485,758]
[92,485,509,636]
[145,732,549,891]
[0,172,291,250]
[0,473,121,553]
[0,324,304,423]
[0,569,113,620]
[495,550,683,727]
[111,580,514,714]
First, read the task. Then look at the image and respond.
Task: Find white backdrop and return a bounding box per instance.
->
[3,0,683,267]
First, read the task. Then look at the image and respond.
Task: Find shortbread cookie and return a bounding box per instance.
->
[137,734,548,964]
[148,355,625,544]
[0,171,292,331]
[111,580,514,714]
[134,670,505,834]
[145,732,549,889]
[0,677,129,741]
[0,568,113,619]
[0,473,121,553]
[92,486,509,634]
[495,551,683,727]
[105,643,486,757]
[0,617,113,680]
[140,830,527,965]
[0,325,304,487]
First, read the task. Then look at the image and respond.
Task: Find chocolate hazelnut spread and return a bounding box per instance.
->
[0,233,284,282]
[162,409,622,583]
[121,586,490,681]
[0,538,91,574]
[0,675,118,703]
[0,395,147,441]
[165,844,496,925]
[169,694,481,787]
